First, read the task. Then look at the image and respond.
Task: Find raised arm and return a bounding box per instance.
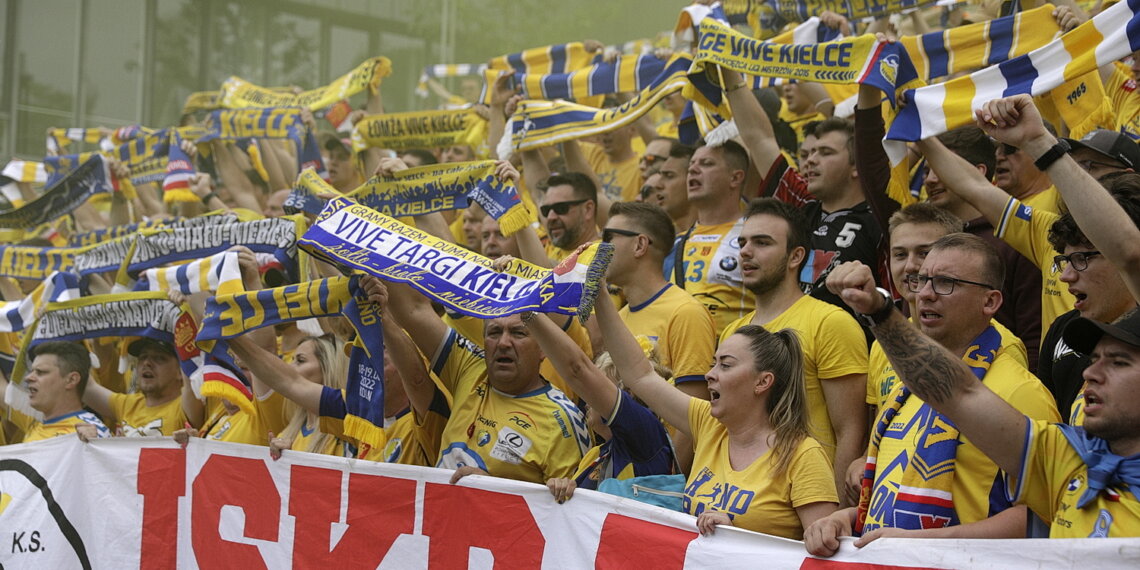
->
[227,334,323,414]
[826,261,1028,476]
[978,94,1140,302]
[361,275,436,418]
[915,136,1009,225]
[593,284,692,433]
[382,280,450,359]
[722,67,782,175]
[526,312,620,418]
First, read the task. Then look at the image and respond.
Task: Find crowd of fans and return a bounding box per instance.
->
[2,0,1139,552]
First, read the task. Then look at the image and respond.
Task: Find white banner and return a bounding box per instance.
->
[0,437,1136,569]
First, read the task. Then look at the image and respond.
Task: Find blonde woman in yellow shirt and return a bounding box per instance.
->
[594,285,838,539]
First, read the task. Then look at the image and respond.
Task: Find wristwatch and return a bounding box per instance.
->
[856,287,895,327]
[1033,139,1071,171]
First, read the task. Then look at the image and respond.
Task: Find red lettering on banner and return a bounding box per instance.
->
[191,455,280,568]
[422,483,544,568]
[289,465,417,566]
[594,513,696,568]
[136,448,186,570]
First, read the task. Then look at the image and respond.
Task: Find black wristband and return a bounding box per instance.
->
[201,191,218,205]
[1033,139,1071,171]
[857,287,895,328]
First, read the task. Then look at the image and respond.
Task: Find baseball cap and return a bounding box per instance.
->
[1062,308,1140,356]
[1064,130,1140,170]
[127,337,177,358]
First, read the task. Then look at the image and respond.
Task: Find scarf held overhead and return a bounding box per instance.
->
[299,197,612,321]
[296,161,530,235]
[351,108,485,152]
[886,0,1140,152]
[219,57,392,111]
[0,155,112,229]
[499,54,694,157]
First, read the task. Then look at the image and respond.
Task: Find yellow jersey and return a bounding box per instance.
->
[440,312,591,402]
[430,329,590,483]
[684,398,837,539]
[865,318,1029,412]
[7,408,109,443]
[619,284,716,385]
[201,391,290,446]
[674,218,754,332]
[109,393,188,437]
[862,351,1059,529]
[721,295,869,459]
[994,197,1076,344]
[1106,65,1140,141]
[1009,420,1140,537]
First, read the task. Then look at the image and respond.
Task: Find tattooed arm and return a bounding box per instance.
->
[825,261,1029,476]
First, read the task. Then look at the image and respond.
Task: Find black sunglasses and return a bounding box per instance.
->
[602,227,648,243]
[540,199,588,217]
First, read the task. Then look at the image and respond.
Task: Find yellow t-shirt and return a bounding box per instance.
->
[862,351,1059,529]
[619,284,717,384]
[678,218,754,332]
[994,197,1075,343]
[684,398,837,539]
[720,295,869,460]
[1021,185,1063,214]
[292,414,354,457]
[202,391,290,446]
[1008,420,1140,537]
[7,408,109,443]
[440,312,591,402]
[865,319,1029,411]
[357,410,426,465]
[431,329,591,483]
[1106,64,1140,141]
[583,142,642,203]
[109,392,188,437]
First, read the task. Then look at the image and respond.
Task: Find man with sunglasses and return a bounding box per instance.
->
[806,234,1058,556]
[639,137,674,181]
[541,172,600,263]
[603,202,715,395]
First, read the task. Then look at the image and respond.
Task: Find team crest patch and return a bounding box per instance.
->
[477,430,491,446]
[879,53,899,85]
[1067,475,1083,492]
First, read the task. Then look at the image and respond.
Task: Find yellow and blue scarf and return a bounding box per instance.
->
[0,155,112,229]
[497,54,667,105]
[350,107,486,152]
[499,54,693,156]
[300,196,612,321]
[0,271,81,333]
[886,0,1140,153]
[219,57,391,111]
[197,275,387,437]
[0,245,80,281]
[338,161,529,235]
[74,215,304,280]
[856,325,1003,534]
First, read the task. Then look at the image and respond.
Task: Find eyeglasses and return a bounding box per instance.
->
[905,273,995,295]
[602,227,648,243]
[640,154,668,166]
[1053,250,1101,272]
[539,199,588,217]
[1076,159,1124,172]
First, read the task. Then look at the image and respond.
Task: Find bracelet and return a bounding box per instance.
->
[725,80,749,93]
[201,191,218,205]
[519,311,538,324]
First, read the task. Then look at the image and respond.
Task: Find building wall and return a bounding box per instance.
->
[1,0,432,159]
